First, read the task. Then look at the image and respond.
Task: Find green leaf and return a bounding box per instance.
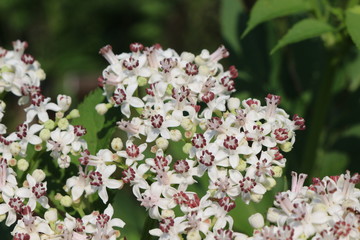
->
[346,6,360,49]
[315,151,349,178]
[242,0,311,37]
[270,18,334,54]
[71,88,110,153]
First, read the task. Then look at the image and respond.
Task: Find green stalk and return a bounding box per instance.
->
[300,43,348,178]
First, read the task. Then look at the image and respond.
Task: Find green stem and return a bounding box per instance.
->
[300,43,348,178]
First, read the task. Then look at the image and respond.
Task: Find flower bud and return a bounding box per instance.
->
[67,109,80,119]
[44,120,55,130]
[161,209,175,218]
[170,129,182,142]
[60,195,73,207]
[263,177,276,190]
[36,69,46,81]
[181,118,194,131]
[184,131,194,139]
[58,118,69,130]
[199,120,207,131]
[58,155,70,168]
[57,94,72,112]
[156,137,169,150]
[235,159,247,172]
[272,166,283,178]
[35,144,42,151]
[17,159,29,171]
[137,76,147,86]
[56,111,64,119]
[32,169,46,182]
[111,137,123,151]
[250,193,263,203]
[44,208,58,222]
[248,213,264,229]
[8,158,17,167]
[0,100,6,111]
[227,97,240,111]
[10,142,21,156]
[181,52,195,62]
[96,103,110,115]
[55,193,63,201]
[39,129,51,141]
[280,142,292,152]
[267,208,280,223]
[150,145,158,153]
[182,143,192,154]
[198,65,210,75]
[187,230,201,240]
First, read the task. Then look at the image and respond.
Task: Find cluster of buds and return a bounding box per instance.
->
[252,171,360,240]
[98,43,306,239]
[0,41,124,239]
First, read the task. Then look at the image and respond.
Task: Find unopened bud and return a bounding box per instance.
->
[184,131,193,139]
[181,52,195,62]
[56,111,64,119]
[170,129,182,142]
[17,159,29,171]
[57,118,69,130]
[161,209,175,218]
[227,97,241,111]
[181,118,193,131]
[67,109,80,119]
[236,159,247,172]
[150,145,158,153]
[44,208,58,222]
[182,143,192,154]
[32,169,46,182]
[44,120,55,130]
[248,213,264,229]
[187,230,201,240]
[156,137,169,150]
[8,158,17,167]
[272,166,283,178]
[267,208,280,223]
[57,95,72,112]
[35,144,42,151]
[39,129,51,141]
[250,193,263,203]
[36,69,46,81]
[263,177,276,190]
[280,142,292,152]
[10,142,21,156]
[60,196,73,207]
[137,76,147,86]
[111,137,123,151]
[96,103,111,115]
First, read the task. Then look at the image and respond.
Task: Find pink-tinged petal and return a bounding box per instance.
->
[0,203,10,214]
[160,128,170,139]
[253,184,266,195]
[149,228,162,237]
[2,185,15,197]
[104,204,114,217]
[26,174,36,186]
[46,102,61,112]
[110,218,125,228]
[229,170,243,182]
[101,165,116,178]
[38,111,50,122]
[16,188,32,198]
[25,110,37,123]
[117,151,128,158]
[164,120,180,128]
[121,103,131,118]
[229,155,239,169]
[27,198,37,210]
[262,137,276,148]
[37,222,53,234]
[5,210,16,226]
[28,135,42,145]
[146,129,159,142]
[106,179,122,189]
[29,124,43,134]
[129,97,144,108]
[98,187,108,203]
[71,184,85,200]
[38,196,50,208]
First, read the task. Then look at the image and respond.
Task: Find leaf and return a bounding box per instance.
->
[220,0,243,53]
[271,19,334,54]
[242,0,311,38]
[315,151,349,178]
[346,6,360,50]
[72,88,109,153]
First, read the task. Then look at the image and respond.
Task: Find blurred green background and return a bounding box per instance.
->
[1,0,360,238]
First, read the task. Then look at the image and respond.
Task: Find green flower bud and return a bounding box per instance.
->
[58,118,69,130]
[44,120,55,130]
[137,76,148,86]
[39,129,51,141]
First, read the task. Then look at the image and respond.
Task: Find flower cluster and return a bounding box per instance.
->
[98,43,306,239]
[0,41,124,239]
[253,171,360,240]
